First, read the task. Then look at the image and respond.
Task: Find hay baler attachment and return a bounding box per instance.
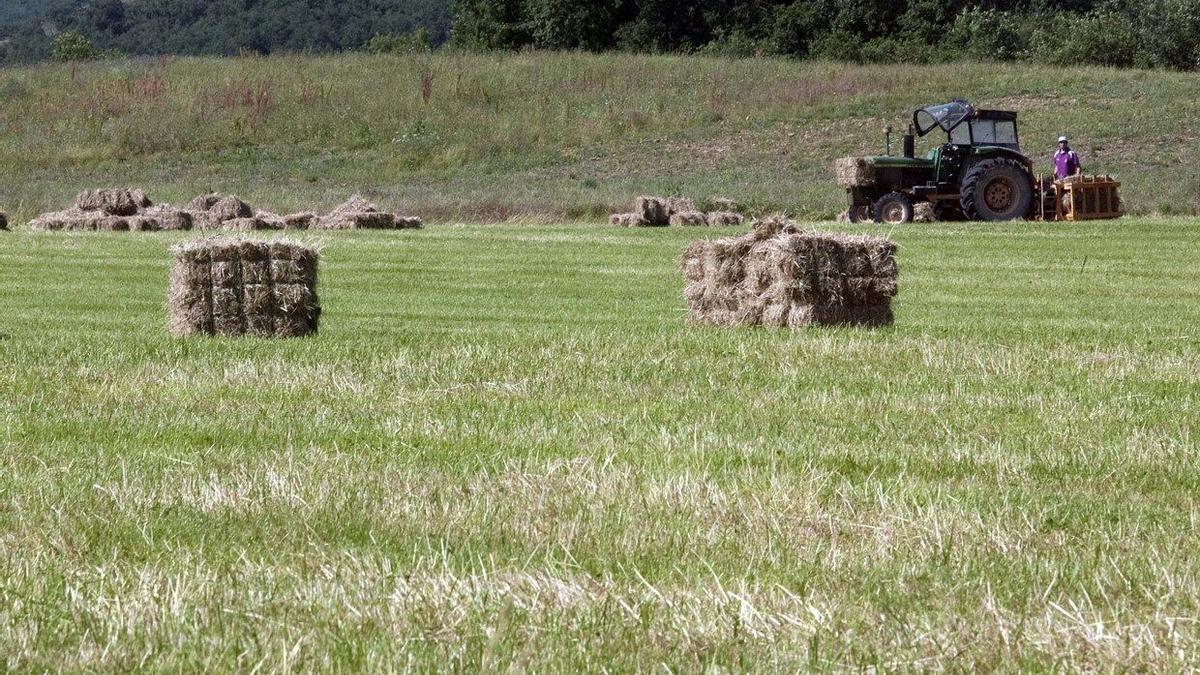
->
[1034,175,1123,221]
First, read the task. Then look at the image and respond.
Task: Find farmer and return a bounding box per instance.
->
[1054,135,1082,179]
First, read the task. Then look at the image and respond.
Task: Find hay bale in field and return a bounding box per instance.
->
[681,217,898,329]
[283,212,319,230]
[28,207,104,231]
[142,205,193,231]
[315,195,423,230]
[169,237,321,339]
[634,196,671,226]
[705,211,745,226]
[224,217,272,231]
[913,202,937,223]
[210,195,253,223]
[670,211,708,227]
[834,157,876,188]
[708,197,738,212]
[188,193,222,212]
[610,212,648,227]
[75,188,144,216]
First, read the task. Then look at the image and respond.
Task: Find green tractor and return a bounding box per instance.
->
[836,100,1036,224]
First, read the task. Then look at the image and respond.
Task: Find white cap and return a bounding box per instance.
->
[1058,136,1069,143]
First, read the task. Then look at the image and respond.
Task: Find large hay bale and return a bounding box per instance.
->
[834,157,876,188]
[634,196,670,226]
[169,237,321,339]
[670,211,709,227]
[681,217,898,329]
[75,189,144,216]
[188,193,222,212]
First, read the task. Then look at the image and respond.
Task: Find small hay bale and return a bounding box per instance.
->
[709,197,738,212]
[681,217,898,330]
[210,196,253,223]
[669,211,708,227]
[913,202,937,223]
[834,157,876,188]
[316,196,422,230]
[28,208,104,231]
[634,196,670,226]
[142,205,193,231]
[706,212,745,226]
[283,212,319,230]
[168,237,321,339]
[188,193,222,212]
[610,213,648,227]
[224,217,271,231]
[75,188,143,216]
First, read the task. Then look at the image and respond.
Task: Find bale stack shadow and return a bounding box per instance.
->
[682,217,899,329]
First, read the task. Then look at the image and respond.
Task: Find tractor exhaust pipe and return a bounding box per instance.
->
[903,124,915,158]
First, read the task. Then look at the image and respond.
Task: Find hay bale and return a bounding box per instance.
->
[669,211,708,227]
[913,202,937,223]
[188,193,222,212]
[834,157,876,188]
[28,208,106,231]
[224,217,271,231]
[168,237,320,339]
[666,197,697,215]
[210,196,253,223]
[681,217,898,330]
[706,212,745,226]
[316,196,422,230]
[75,189,144,216]
[142,205,193,231]
[283,212,319,230]
[634,196,670,226]
[610,213,648,227]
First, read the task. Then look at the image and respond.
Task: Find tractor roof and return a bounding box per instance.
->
[912,101,1018,137]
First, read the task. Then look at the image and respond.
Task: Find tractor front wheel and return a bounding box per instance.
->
[959,158,1034,221]
[873,192,913,224]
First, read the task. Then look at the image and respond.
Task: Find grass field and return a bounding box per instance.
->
[2,218,1199,670]
[1,52,1199,223]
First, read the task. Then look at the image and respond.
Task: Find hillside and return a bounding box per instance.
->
[0,52,1197,223]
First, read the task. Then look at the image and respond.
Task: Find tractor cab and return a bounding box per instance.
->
[913,100,1020,151]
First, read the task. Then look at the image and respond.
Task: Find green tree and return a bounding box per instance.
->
[51,30,99,61]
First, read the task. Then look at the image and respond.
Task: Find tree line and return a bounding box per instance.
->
[2,0,1199,71]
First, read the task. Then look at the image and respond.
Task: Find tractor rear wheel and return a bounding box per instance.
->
[959,158,1034,221]
[873,192,913,224]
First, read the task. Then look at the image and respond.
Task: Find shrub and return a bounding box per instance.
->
[52,31,100,62]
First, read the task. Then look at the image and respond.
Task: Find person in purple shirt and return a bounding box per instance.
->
[1054,135,1082,179]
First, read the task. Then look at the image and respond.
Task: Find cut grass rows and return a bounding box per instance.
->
[1,220,1199,669]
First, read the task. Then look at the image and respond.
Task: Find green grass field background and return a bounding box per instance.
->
[2,218,1198,670]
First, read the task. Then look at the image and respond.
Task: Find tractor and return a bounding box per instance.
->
[837,100,1052,224]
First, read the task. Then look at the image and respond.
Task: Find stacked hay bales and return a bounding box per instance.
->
[612,195,749,227]
[834,157,876,188]
[169,238,321,338]
[314,195,423,230]
[682,217,898,329]
[29,189,193,232]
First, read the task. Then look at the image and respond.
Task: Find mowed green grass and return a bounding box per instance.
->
[1,219,1198,670]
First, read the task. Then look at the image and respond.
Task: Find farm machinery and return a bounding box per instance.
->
[835,100,1122,224]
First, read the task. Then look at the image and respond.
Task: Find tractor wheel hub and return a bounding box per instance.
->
[984,178,1016,211]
